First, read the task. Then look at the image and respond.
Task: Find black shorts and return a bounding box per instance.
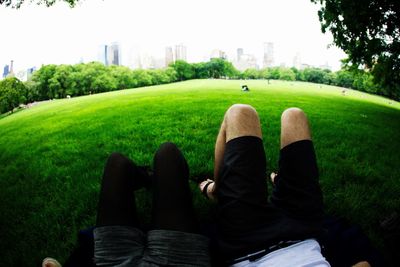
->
[216,136,324,261]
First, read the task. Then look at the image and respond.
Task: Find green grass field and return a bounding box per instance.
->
[0,79,399,266]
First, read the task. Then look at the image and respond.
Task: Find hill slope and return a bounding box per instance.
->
[0,79,399,266]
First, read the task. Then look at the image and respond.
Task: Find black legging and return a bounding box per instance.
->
[96,142,199,233]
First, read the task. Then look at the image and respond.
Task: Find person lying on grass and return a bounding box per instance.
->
[199,104,371,267]
[45,143,211,267]
[43,104,374,267]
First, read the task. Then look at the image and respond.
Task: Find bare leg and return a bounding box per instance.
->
[215,104,262,179]
[280,107,311,149]
[201,104,263,199]
[271,107,323,221]
[42,258,61,267]
[270,108,312,183]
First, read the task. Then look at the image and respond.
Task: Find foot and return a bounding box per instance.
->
[199,179,216,200]
[134,165,153,190]
[270,172,278,185]
[42,258,61,267]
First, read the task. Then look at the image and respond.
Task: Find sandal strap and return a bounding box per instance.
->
[201,181,214,199]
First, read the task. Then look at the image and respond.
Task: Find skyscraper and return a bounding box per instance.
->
[233,48,259,71]
[263,42,274,68]
[2,64,9,78]
[107,42,121,66]
[210,49,227,60]
[98,43,121,66]
[9,60,14,76]
[293,52,302,69]
[98,44,109,65]
[175,44,187,61]
[237,48,244,61]
[165,46,174,66]
[27,66,37,80]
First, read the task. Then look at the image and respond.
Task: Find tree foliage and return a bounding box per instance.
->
[0,0,79,8]
[0,77,26,113]
[170,60,195,81]
[28,62,180,101]
[0,59,388,115]
[311,0,400,99]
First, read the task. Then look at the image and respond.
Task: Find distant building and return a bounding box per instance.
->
[16,70,27,81]
[210,49,227,60]
[6,60,16,77]
[293,52,302,69]
[14,66,36,82]
[263,42,274,68]
[175,44,187,61]
[98,44,109,65]
[237,48,244,61]
[141,53,155,69]
[27,67,37,80]
[98,42,121,66]
[108,42,121,65]
[154,58,166,69]
[319,62,331,71]
[233,52,258,71]
[132,54,142,69]
[3,64,9,78]
[165,46,174,66]
[300,63,311,69]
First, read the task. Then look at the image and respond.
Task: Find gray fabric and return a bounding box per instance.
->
[94,226,211,267]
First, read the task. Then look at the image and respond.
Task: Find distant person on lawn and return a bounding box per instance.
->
[199,104,371,267]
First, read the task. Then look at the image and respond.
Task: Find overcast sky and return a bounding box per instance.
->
[0,0,347,72]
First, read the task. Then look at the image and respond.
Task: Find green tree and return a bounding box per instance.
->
[170,60,195,81]
[24,80,39,103]
[335,70,354,88]
[279,68,296,81]
[50,64,74,98]
[164,67,178,83]
[220,59,238,78]
[0,77,26,113]
[259,68,272,80]
[0,0,79,8]
[312,0,400,99]
[148,69,172,85]
[110,65,136,89]
[242,68,260,79]
[323,71,337,85]
[81,62,109,94]
[302,68,326,84]
[193,62,210,79]
[268,67,281,79]
[31,64,57,100]
[132,70,153,87]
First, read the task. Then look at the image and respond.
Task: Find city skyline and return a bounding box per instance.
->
[0,0,346,75]
[3,41,337,81]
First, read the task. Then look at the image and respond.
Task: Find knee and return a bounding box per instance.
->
[107,152,130,168]
[225,104,258,120]
[155,142,180,158]
[158,142,178,151]
[281,107,306,122]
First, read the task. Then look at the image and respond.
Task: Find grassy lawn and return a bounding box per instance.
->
[0,79,399,266]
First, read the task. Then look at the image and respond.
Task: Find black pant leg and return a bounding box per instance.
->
[151,142,199,234]
[96,152,140,227]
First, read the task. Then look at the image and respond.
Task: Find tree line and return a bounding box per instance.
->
[2,0,398,110]
[0,58,389,114]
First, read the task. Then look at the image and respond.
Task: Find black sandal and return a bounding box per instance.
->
[200,180,215,200]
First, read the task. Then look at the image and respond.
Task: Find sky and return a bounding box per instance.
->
[0,0,347,72]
